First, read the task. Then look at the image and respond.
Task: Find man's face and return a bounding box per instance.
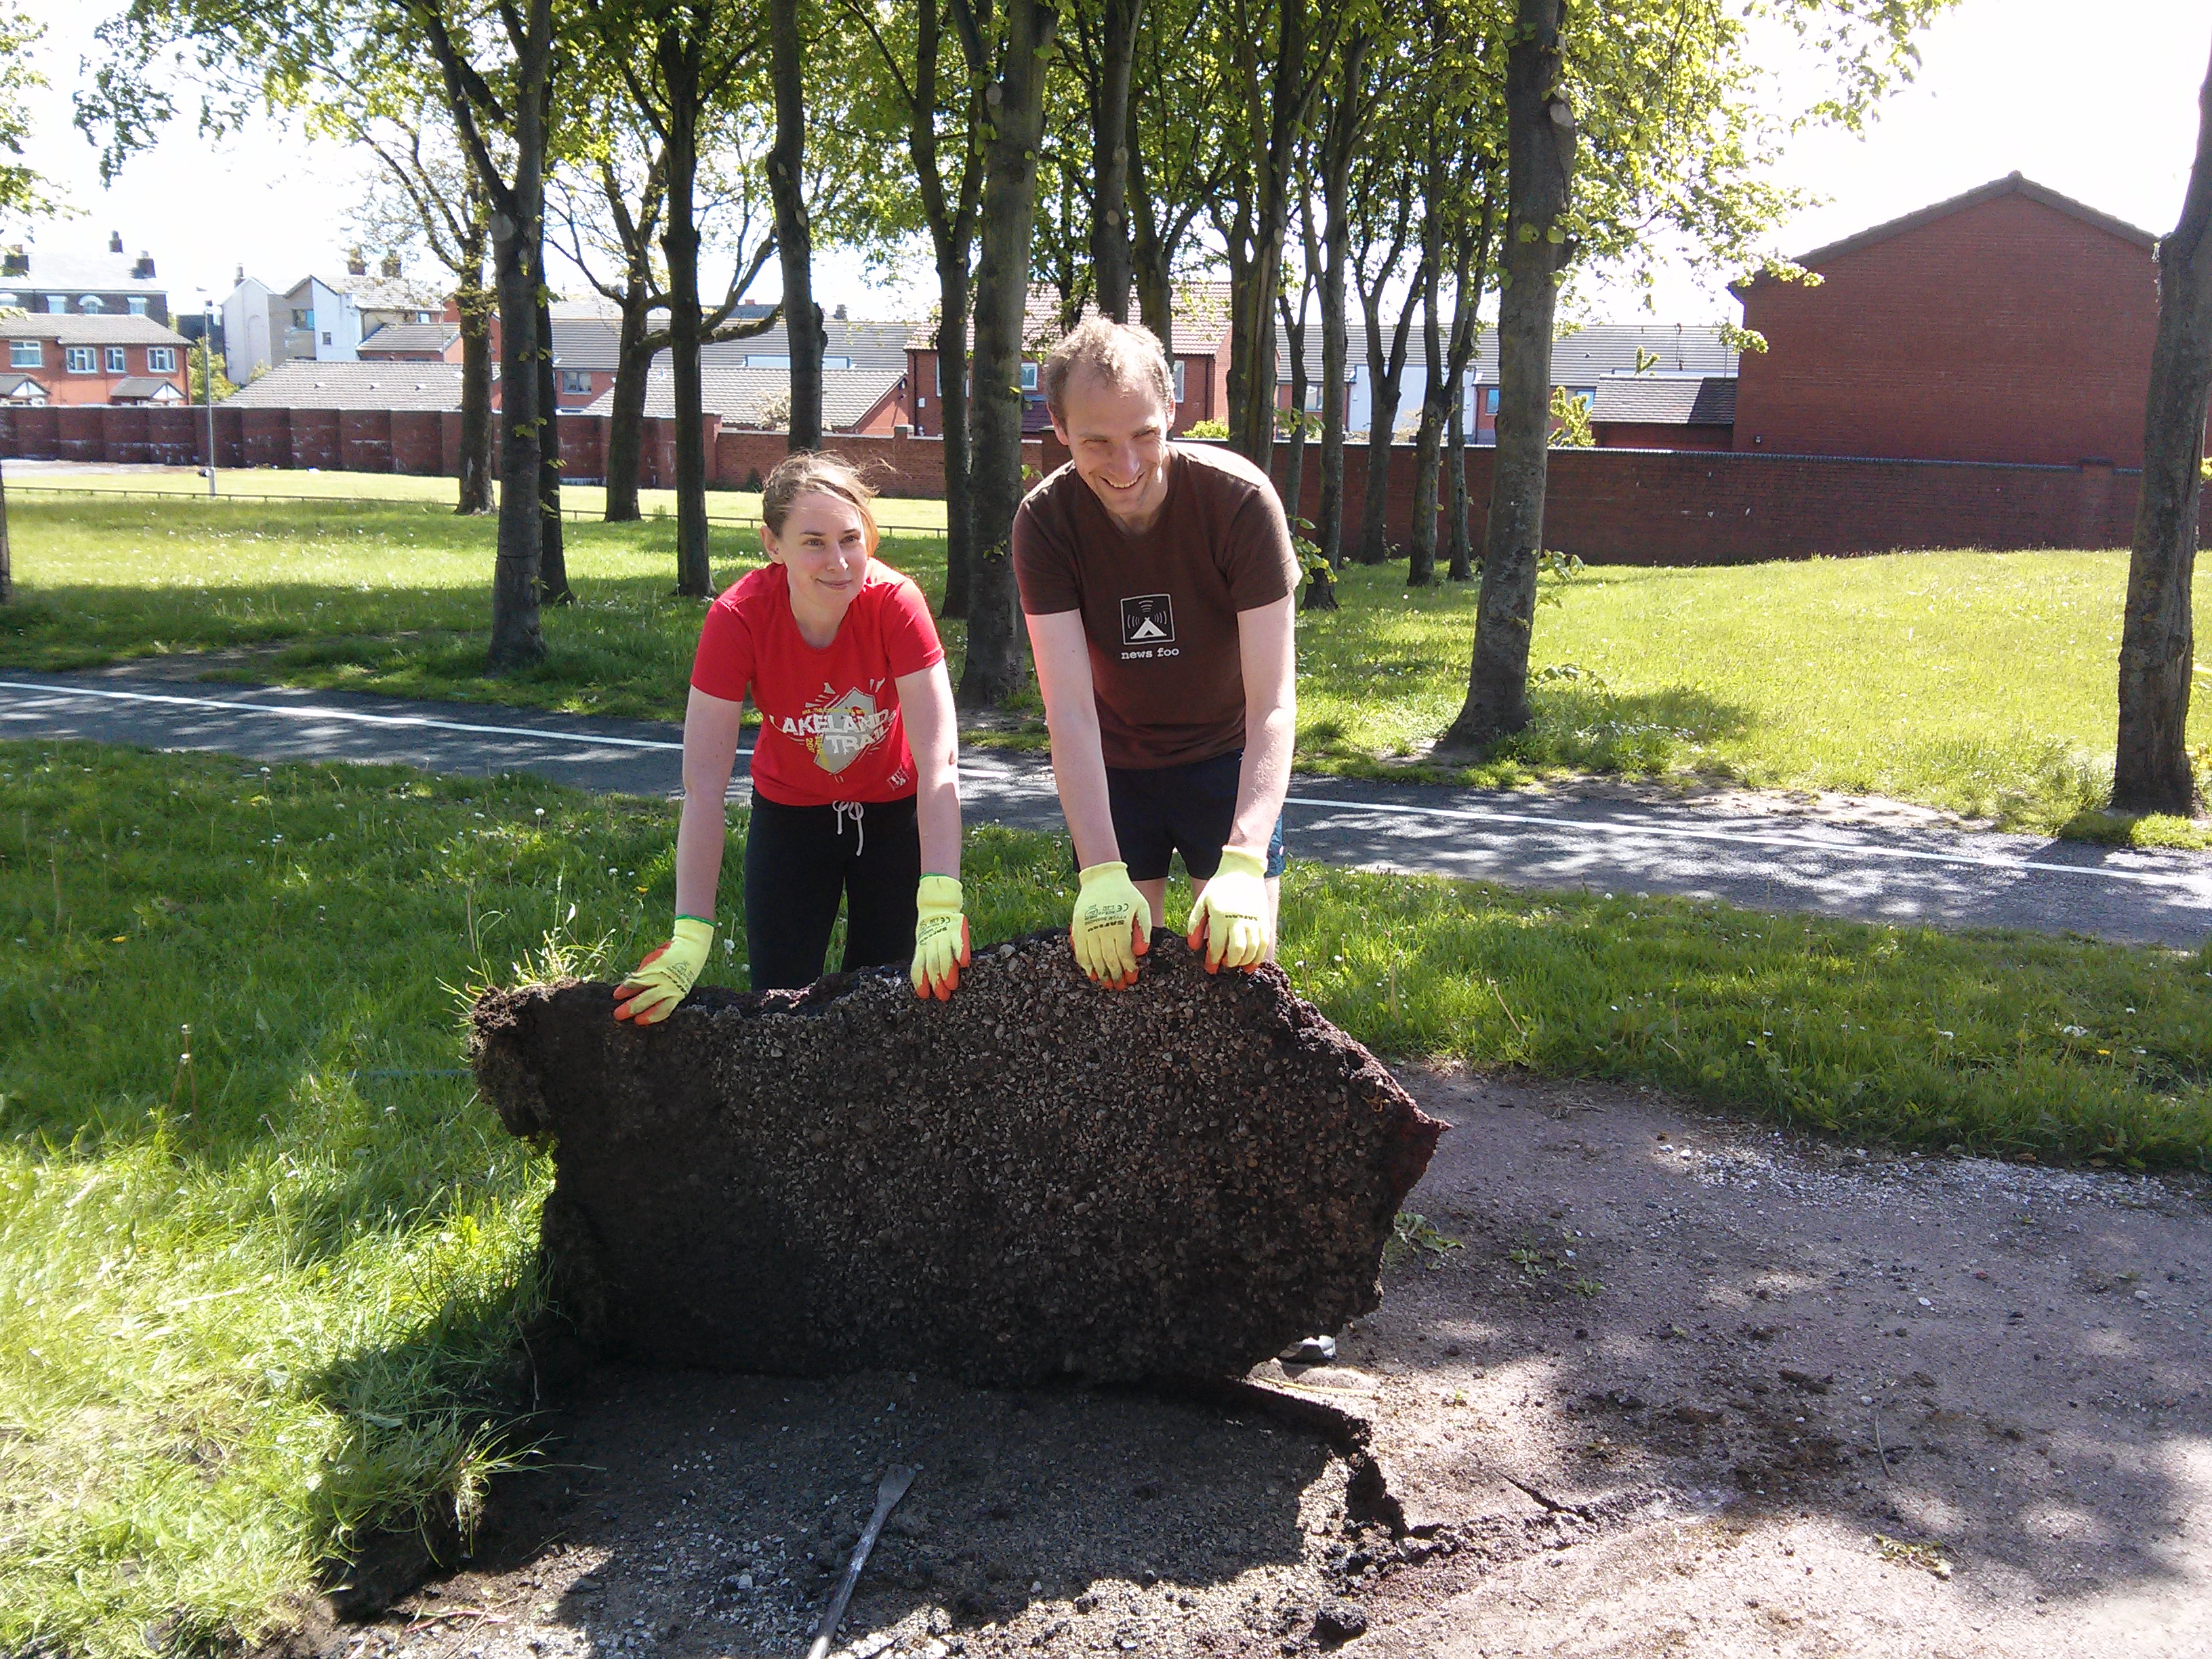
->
[1052,367,1173,531]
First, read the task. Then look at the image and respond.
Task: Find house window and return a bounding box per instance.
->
[560,369,592,395]
[8,340,39,368]
[1019,361,1038,392]
[81,296,105,314]
[321,331,332,345]
[146,346,176,373]
[1172,360,1186,403]
[1483,386,1500,415]
[65,347,97,373]
[128,297,148,316]
[291,308,310,327]
[106,346,128,373]
[1305,384,1323,412]
[44,294,66,312]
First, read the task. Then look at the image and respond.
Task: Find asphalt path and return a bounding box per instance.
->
[3,666,2209,949]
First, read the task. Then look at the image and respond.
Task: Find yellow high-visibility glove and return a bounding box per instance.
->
[911,875,971,1000]
[1187,848,1271,972]
[613,916,714,1024]
[1070,861,1151,989]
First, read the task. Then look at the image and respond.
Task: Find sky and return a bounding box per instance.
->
[9,0,2211,326]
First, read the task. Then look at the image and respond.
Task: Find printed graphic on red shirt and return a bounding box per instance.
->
[779,680,897,775]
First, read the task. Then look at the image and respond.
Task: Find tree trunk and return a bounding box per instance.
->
[1443,0,1574,750]
[1443,194,1495,583]
[661,37,714,599]
[536,290,571,602]
[1226,0,1307,466]
[455,211,495,516]
[1126,87,1176,358]
[1278,278,1310,531]
[957,0,1057,708]
[937,260,976,617]
[489,201,546,667]
[1316,156,1352,569]
[1311,35,1366,571]
[604,289,653,522]
[769,0,821,451]
[1089,0,1143,322]
[2116,41,2212,815]
[1446,392,1472,580]
[421,0,549,669]
[1353,272,1418,566]
[1406,176,1448,588]
[0,465,11,605]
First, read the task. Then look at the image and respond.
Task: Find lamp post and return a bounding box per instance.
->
[202,297,217,498]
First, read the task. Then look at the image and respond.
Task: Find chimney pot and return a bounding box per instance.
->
[109,231,123,253]
[380,252,401,279]
[133,253,156,279]
[236,264,245,284]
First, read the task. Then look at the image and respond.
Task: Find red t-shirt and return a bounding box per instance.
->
[690,560,945,808]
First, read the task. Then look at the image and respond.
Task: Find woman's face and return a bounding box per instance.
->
[762,490,874,619]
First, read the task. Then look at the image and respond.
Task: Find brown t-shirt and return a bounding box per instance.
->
[1012,444,1298,770]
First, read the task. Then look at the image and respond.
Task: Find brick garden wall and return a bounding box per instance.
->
[3,403,2148,561]
[1254,438,2142,563]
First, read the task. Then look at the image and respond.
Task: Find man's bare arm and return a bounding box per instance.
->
[1229,594,1296,857]
[1025,607,1122,868]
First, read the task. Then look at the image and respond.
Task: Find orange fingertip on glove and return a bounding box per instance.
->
[910,876,970,1000]
[613,916,714,1024]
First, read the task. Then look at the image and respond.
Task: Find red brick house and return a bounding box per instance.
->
[905,284,1236,438]
[1,312,191,407]
[1731,173,2163,466]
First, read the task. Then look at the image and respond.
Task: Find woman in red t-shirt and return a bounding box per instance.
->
[613,453,969,1017]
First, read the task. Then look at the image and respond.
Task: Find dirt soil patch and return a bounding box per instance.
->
[334,1069,2210,1659]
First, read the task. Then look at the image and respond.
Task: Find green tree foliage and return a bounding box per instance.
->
[0,9,62,227]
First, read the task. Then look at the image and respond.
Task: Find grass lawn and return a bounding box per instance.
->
[4,737,2209,1654]
[2,491,2208,834]
[1,463,953,531]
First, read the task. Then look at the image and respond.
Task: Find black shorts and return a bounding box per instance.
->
[742,793,920,991]
[1101,748,1287,884]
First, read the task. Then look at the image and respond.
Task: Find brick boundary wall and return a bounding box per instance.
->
[3,404,2150,561]
[1070,436,2144,563]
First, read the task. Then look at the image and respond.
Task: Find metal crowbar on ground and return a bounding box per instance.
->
[802,1462,917,1659]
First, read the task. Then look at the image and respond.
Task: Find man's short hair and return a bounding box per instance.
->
[1041,316,1175,425]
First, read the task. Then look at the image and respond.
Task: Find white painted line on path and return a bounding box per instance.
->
[3,678,2202,899]
[0,678,688,752]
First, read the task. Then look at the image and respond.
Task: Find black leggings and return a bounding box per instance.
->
[742,793,921,991]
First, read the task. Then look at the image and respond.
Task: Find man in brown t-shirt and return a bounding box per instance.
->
[1012,317,1299,990]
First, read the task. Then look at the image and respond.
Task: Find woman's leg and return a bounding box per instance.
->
[838,795,923,972]
[743,796,848,990]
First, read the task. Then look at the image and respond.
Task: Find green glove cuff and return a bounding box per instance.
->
[1212,848,1267,882]
[670,916,715,950]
